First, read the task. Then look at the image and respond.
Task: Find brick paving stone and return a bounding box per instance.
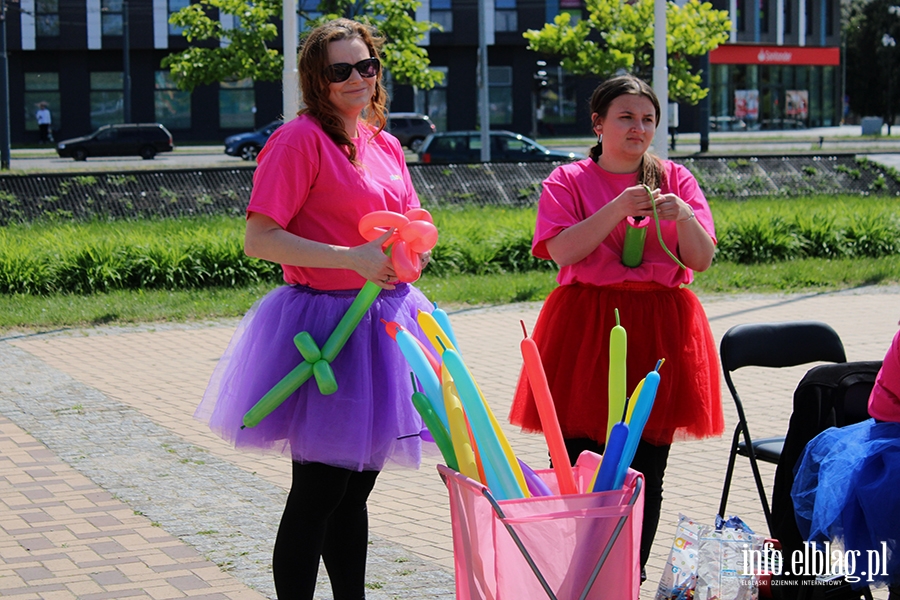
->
[2,288,899,599]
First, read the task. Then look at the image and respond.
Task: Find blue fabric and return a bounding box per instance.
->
[792,419,900,588]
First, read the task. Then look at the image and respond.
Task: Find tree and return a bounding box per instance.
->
[162,0,444,92]
[522,0,731,105]
[844,0,900,121]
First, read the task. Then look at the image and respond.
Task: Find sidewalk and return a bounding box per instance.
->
[1,286,899,599]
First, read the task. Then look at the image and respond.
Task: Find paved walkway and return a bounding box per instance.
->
[1,286,899,599]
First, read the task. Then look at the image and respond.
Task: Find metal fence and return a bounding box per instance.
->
[1,155,897,225]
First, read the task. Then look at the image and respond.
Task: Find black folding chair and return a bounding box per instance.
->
[718,321,846,535]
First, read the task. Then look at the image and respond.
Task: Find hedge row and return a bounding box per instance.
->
[2,199,899,295]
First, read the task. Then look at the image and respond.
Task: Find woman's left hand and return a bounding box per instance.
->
[651,192,693,222]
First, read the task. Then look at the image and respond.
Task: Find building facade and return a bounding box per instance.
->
[11,0,281,145]
[7,0,842,146]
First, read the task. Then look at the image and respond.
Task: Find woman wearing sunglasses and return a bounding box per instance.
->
[195,18,433,600]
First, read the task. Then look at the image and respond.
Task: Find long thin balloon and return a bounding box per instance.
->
[443,348,525,500]
[417,310,457,356]
[519,321,578,495]
[613,367,662,490]
[396,329,447,430]
[592,420,629,492]
[242,281,380,428]
[410,389,458,471]
[442,365,481,483]
[431,303,462,354]
[606,308,627,444]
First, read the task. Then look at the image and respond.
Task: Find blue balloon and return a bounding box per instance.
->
[396,330,448,430]
[613,370,661,490]
[593,422,628,492]
[443,349,524,500]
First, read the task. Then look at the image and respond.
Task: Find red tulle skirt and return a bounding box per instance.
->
[510,282,723,446]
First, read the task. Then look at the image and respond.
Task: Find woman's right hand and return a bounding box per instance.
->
[349,228,398,289]
[612,185,657,221]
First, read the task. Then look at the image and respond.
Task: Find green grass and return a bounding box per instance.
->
[3,258,900,333]
[2,197,900,333]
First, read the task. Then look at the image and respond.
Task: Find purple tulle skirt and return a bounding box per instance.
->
[792,419,900,588]
[196,283,434,472]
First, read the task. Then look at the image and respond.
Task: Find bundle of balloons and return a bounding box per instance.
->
[241,208,439,430]
[395,305,663,501]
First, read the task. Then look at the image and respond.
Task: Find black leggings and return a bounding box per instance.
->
[273,461,379,600]
[563,437,671,569]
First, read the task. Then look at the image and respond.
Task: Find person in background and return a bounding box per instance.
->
[36,102,52,143]
[194,18,432,600]
[509,74,723,583]
[793,321,900,598]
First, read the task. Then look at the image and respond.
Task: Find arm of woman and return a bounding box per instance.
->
[244,212,398,288]
[651,193,716,272]
[544,185,656,267]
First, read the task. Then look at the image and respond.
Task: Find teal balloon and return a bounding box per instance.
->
[443,349,524,500]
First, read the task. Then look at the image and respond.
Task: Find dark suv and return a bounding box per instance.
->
[387,113,436,151]
[56,123,174,161]
[418,131,582,164]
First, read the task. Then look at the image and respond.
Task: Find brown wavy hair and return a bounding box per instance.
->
[298,18,388,164]
[588,75,665,190]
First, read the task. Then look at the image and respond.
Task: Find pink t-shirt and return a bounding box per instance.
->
[248,113,420,290]
[868,328,900,423]
[534,158,717,288]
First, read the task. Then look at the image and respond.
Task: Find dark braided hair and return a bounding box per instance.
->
[588,75,666,190]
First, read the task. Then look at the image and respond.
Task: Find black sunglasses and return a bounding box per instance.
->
[325,57,380,83]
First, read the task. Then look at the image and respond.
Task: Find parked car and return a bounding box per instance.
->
[418,130,583,164]
[224,120,283,161]
[56,123,174,161]
[709,116,748,131]
[387,112,436,151]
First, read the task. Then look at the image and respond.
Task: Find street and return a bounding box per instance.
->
[6,124,900,173]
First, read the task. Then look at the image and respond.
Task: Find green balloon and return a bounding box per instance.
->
[294,331,321,363]
[242,360,313,429]
[313,360,338,395]
[411,391,458,471]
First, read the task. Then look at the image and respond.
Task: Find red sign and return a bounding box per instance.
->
[710,44,840,66]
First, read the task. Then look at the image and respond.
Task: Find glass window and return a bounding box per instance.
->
[24,72,61,132]
[495,0,517,31]
[168,0,189,35]
[825,0,834,36]
[539,66,577,128]
[432,0,452,32]
[477,66,513,127]
[155,71,191,129]
[36,0,60,37]
[760,0,769,33]
[219,78,255,129]
[425,67,448,132]
[736,0,745,32]
[91,72,124,129]
[102,0,124,35]
[784,0,791,34]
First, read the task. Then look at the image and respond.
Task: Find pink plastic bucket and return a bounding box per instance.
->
[439,451,644,600]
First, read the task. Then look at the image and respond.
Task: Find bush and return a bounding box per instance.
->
[2,197,900,296]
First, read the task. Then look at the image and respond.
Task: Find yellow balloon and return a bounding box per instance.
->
[418,310,457,356]
[442,364,480,482]
[625,379,645,424]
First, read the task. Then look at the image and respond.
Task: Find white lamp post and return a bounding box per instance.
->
[884,33,896,136]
